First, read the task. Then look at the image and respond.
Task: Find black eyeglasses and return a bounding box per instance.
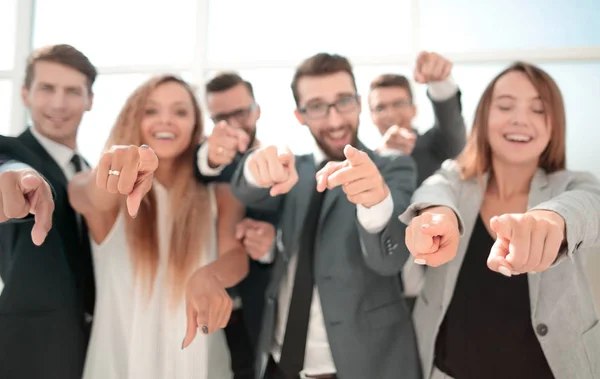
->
[211,103,257,123]
[299,95,359,120]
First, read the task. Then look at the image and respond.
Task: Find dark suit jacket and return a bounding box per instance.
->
[411,92,466,185]
[231,142,421,379]
[0,130,95,379]
[194,143,278,350]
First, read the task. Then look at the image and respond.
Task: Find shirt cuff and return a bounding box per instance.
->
[427,75,459,102]
[243,152,260,188]
[197,142,225,176]
[356,192,394,233]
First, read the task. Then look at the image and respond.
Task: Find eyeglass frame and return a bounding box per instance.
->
[211,103,258,124]
[298,94,360,120]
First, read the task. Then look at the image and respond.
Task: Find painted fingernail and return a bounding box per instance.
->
[140,144,150,149]
[414,259,427,265]
[181,338,185,350]
[201,325,208,334]
[499,266,512,277]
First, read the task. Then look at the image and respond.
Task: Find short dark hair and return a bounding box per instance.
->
[369,74,413,103]
[24,44,97,93]
[205,72,254,98]
[291,53,357,106]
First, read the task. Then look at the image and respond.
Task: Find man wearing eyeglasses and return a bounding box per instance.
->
[369,52,466,186]
[229,53,420,379]
[195,73,277,379]
[369,52,467,311]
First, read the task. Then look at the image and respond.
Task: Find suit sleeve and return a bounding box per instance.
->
[418,90,467,162]
[194,143,240,183]
[357,154,417,276]
[530,171,600,260]
[229,149,284,213]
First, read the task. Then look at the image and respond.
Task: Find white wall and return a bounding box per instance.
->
[1,0,599,306]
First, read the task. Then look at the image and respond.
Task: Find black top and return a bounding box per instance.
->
[434,215,554,379]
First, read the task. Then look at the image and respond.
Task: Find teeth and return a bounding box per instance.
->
[154,132,175,140]
[505,134,532,142]
[327,130,346,140]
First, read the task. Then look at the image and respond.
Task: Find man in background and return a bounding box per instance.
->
[368,52,467,307]
[195,73,277,379]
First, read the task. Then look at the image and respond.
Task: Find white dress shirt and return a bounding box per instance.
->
[241,143,394,376]
[29,126,89,179]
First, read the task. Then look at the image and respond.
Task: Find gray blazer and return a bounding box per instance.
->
[399,160,600,379]
[230,144,421,379]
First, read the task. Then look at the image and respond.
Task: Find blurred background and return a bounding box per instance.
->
[1,0,599,304]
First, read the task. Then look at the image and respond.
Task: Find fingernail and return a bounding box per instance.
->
[421,223,430,228]
[132,214,137,219]
[414,259,427,265]
[201,326,208,334]
[499,266,512,277]
[181,338,185,350]
[140,144,150,149]
[531,271,537,274]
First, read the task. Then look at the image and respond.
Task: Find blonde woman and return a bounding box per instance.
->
[69,75,248,379]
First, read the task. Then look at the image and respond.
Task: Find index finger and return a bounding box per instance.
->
[30,188,54,246]
[343,145,370,166]
[233,128,250,153]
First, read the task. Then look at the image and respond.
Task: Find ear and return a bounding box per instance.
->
[86,92,94,112]
[409,104,417,120]
[254,103,261,121]
[294,108,306,125]
[21,86,31,107]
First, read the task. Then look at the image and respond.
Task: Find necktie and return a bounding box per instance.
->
[279,161,328,379]
[70,154,96,317]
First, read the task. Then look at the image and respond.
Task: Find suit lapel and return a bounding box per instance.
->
[317,141,371,226]
[526,169,550,318]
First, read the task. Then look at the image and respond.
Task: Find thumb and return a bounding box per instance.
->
[137,145,159,173]
[182,304,198,350]
[420,216,454,237]
[234,129,250,153]
[487,237,514,277]
[277,148,294,166]
[490,216,512,240]
[343,145,367,166]
[20,174,43,193]
[235,219,250,239]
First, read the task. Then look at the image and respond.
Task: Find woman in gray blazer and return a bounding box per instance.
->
[399,62,600,379]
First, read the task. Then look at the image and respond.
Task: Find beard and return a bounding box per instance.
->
[312,124,359,161]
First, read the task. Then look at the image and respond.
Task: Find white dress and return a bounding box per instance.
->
[83,182,233,379]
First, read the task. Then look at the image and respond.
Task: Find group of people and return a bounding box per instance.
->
[0,43,599,379]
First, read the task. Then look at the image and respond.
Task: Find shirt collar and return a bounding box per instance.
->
[29,126,79,170]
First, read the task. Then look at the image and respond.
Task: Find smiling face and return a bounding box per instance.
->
[139,81,197,161]
[487,71,551,168]
[294,71,360,161]
[22,61,93,148]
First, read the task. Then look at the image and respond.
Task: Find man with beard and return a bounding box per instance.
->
[195,73,277,379]
[229,53,420,379]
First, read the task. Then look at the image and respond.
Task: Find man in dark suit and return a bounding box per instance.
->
[368,51,467,308]
[195,73,278,379]
[230,53,420,379]
[0,44,97,379]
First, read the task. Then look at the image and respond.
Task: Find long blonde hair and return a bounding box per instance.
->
[105,75,210,304]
